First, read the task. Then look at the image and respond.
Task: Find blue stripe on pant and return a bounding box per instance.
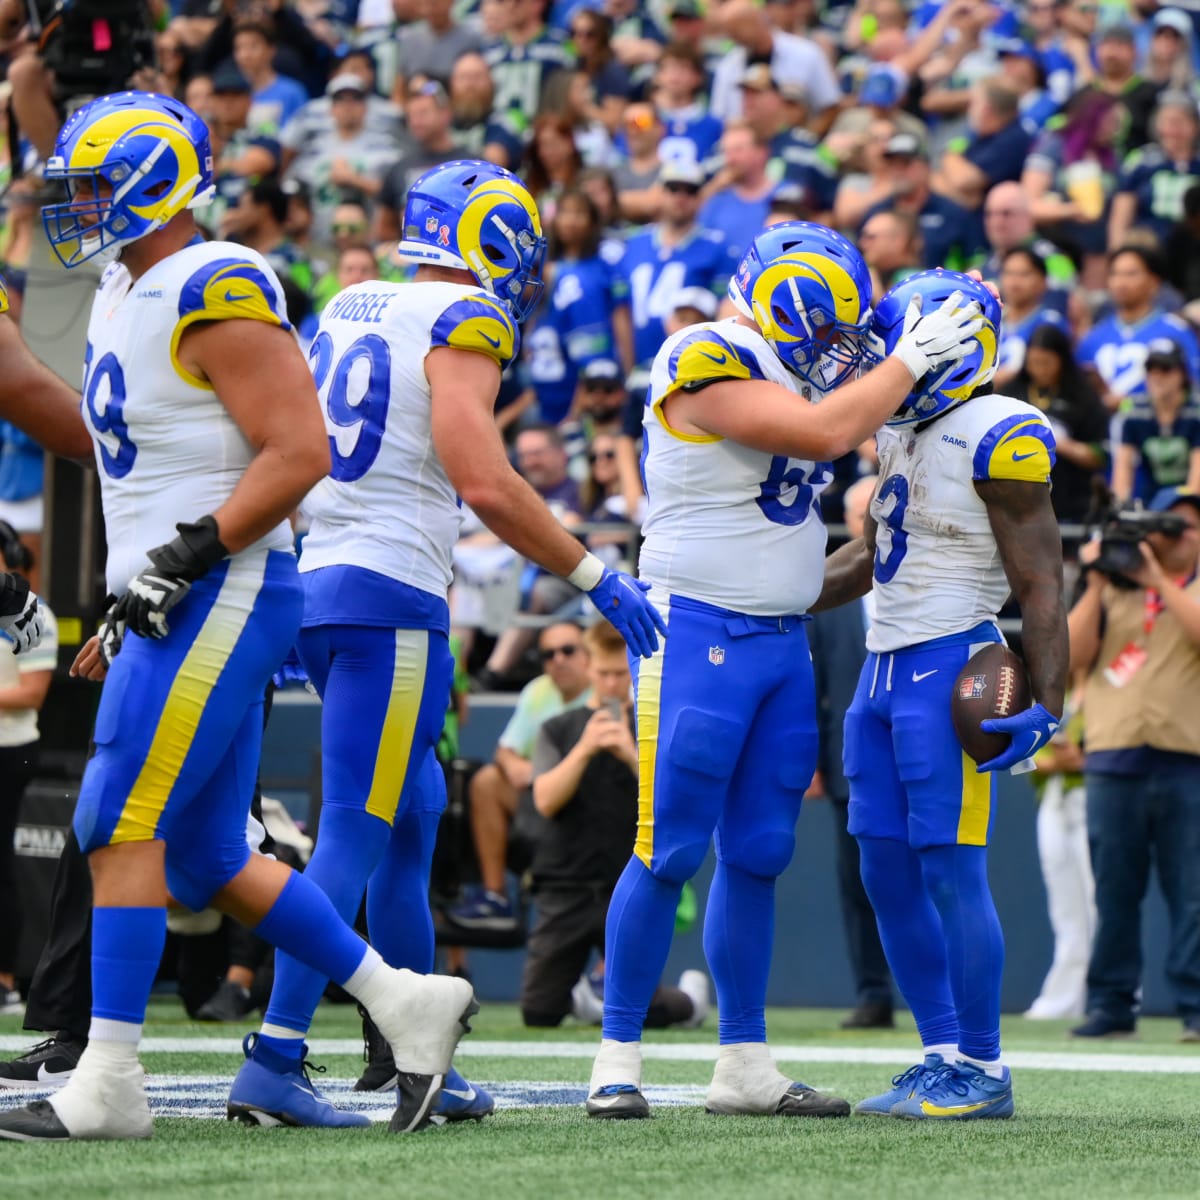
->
[603,591,817,1045]
[73,551,302,912]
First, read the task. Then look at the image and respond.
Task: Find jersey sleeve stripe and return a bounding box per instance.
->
[972,413,1057,484]
[429,295,519,369]
[169,258,290,389]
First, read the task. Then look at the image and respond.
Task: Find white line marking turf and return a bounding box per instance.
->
[1,1037,1197,1074]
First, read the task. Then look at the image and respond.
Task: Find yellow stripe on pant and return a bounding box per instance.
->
[365,628,429,825]
[112,564,262,845]
[956,750,991,846]
[634,597,669,869]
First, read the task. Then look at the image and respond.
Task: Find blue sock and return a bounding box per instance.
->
[367,808,441,972]
[255,857,379,1056]
[703,860,773,1043]
[919,844,1004,1062]
[857,836,959,1048]
[91,906,167,1029]
[601,858,680,1042]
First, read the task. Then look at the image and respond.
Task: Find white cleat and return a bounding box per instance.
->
[0,1053,152,1141]
[364,968,478,1133]
[705,1043,849,1118]
[586,1038,649,1119]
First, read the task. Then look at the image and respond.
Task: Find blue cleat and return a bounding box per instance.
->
[430,1067,495,1124]
[227,1033,371,1128]
[890,1060,1014,1121]
[854,1053,946,1116]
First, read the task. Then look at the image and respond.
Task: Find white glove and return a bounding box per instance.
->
[891,291,985,382]
[0,588,44,655]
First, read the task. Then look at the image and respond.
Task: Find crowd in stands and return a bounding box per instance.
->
[0,0,1199,691]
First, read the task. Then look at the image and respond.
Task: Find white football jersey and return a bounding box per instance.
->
[868,393,1057,653]
[82,241,294,594]
[299,280,519,599]
[638,319,832,616]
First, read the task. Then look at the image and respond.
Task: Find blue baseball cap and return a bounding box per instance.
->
[858,64,902,109]
[1149,487,1200,515]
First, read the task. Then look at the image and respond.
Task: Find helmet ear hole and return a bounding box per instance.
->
[482,243,505,263]
[772,303,793,328]
[144,179,172,199]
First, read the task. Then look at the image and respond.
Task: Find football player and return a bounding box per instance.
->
[229,159,666,1127]
[818,270,1069,1120]
[0,92,475,1142]
[588,223,986,1119]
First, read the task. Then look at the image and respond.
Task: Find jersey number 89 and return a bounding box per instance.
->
[308,332,392,482]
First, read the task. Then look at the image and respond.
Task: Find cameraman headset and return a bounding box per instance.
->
[1067,487,1200,1039]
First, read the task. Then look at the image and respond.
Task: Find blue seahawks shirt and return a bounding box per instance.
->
[658,105,724,174]
[997,306,1068,378]
[698,190,772,263]
[1119,403,1200,503]
[1077,311,1200,403]
[528,255,620,424]
[613,226,739,367]
[770,128,838,210]
[483,27,574,121]
[1116,146,1200,246]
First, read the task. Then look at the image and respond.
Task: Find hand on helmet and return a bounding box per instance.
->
[891,290,985,382]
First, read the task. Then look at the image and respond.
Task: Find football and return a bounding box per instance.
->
[950,644,1032,764]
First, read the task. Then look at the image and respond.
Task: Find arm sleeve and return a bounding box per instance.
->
[429,295,521,370]
[971,412,1057,483]
[169,255,290,389]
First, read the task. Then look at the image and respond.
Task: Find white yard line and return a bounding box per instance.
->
[1,1036,1196,1073]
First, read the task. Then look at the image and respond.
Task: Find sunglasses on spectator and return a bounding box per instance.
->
[540,644,581,662]
[625,111,656,131]
[664,182,701,195]
[589,449,617,462]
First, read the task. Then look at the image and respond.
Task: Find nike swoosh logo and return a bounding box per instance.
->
[912,669,938,682]
[443,1085,477,1102]
[700,351,727,364]
[479,331,501,348]
[1012,450,1039,461]
[1026,730,1044,754]
[37,1064,72,1082]
[920,1099,993,1116]
[224,290,254,302]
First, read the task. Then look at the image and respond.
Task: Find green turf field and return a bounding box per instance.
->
[2,1000,1198,1199]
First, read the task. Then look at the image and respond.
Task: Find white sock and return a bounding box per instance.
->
[716,1041,774,1067]
[924,1043,958,1063]
[260,1023,305,1042]
[590,1038,643,1091]
[88,1017,141,1048]
[344,949,390,1007]
[958,1054,1005,1079]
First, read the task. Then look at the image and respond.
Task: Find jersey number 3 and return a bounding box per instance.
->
[308,332,392,482]
[873,473,909,583]
[83,341,136,479]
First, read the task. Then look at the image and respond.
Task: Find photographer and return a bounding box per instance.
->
[1068,488,1200,1041]
[2,1,163,160]
[521,619,705,1030]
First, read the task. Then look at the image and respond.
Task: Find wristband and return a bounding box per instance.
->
[566,552,605,592]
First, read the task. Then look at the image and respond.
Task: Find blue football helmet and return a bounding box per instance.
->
[728,221,872,389]
[867,269,1001,426]
[42,91,215,269]
[396,160,547,323]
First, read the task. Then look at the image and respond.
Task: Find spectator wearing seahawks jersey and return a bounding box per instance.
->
[1111,340,1200,505]
[1108,91,1200,252]
[484,0,575,125]
[611,160,738,378]
[1077,245,1200,410]
[232,20,309,138]
[448,52,526,172]
[993,246,1070,391]
[653,40,724,177]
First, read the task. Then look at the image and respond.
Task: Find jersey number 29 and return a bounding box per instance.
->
[308,332,392,482]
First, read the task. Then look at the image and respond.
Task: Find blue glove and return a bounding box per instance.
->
[587,567,667,658]
[977,703,1060,773]
[272,645,312,692]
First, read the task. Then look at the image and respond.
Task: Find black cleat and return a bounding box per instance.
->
[354,1005,399,1092]
[774,1085,851,1118]
[0,1036,85,1090]
[0,1099,72,1141]
[388,1071,445,1133]
[196,980,254,1023]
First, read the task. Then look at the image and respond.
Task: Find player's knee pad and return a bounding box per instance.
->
[649,837,710,886]
[165,838,251,914]
[719,828,796,880]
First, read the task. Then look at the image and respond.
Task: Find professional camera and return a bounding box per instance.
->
[1092,504,1188,587]
[33,0,156,105]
